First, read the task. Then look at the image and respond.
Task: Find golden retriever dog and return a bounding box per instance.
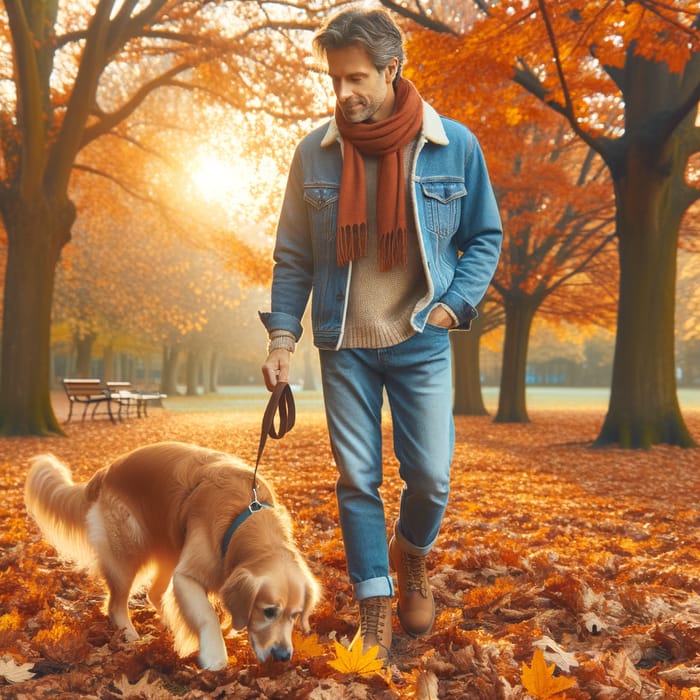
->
[24,441,321,670]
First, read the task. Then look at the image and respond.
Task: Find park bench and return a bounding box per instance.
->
[62,378,115,423]
[62,378,167,423]
[106,381,167,419]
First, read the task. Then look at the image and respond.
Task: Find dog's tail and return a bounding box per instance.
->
[24,454,104,570]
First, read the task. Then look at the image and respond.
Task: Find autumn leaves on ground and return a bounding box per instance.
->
[1,406,699,699]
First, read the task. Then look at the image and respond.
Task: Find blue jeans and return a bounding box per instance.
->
[319,325,455,601]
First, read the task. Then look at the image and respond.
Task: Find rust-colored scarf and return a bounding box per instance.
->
[335,78,423,271]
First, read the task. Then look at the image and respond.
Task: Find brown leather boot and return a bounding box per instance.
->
[389,536,435,636]
[356,596,392,660]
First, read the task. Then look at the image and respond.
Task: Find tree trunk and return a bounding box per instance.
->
[0,198,73,435]
[595,55,696,448]
[208,351,219,393]
[74,332,97,377]
[494,303,536,423]
[200,349,219,394]
[451,326,488,416]
[185,350,199,396]
[161,344,180,396]
[103,344,114,382]
[596,148,694,447]
[200,349,212,394]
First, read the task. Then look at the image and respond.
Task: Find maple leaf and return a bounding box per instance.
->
[112,672,170,698]
[521,648,577,699]
[327,637,385,678]
[292,629,327,658]
[0,656,35,683]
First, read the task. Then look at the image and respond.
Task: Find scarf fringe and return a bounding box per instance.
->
[378,227,407,272]
[337,223,368,267]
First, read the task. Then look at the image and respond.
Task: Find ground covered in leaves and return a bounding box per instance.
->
[1,404,699,699]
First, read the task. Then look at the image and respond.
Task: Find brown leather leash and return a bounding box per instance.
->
[221,382,295,557]
[251,380,295,501]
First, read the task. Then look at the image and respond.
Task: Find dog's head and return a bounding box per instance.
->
[220,557,321,663]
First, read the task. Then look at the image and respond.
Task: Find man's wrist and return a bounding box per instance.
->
[268,332,296,353]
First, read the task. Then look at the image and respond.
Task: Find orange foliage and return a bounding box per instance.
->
[405,39,618,331]
[408,1,699,123]
[0,405,699,698]
[56,134,272,353]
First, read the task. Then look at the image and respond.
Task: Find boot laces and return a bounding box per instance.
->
[403,552,428,594]
[360,597,387,638]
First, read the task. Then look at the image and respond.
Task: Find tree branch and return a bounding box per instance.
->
[661,76,700,142]
[4,0,46,197]
[537,1,577,124]
[379,0,459,35]
[47,0,119,193]
[72,163,161,206]
[80,65,192,146]
[512,54,616,166]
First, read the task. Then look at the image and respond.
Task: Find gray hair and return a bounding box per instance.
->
[313,7,405,86]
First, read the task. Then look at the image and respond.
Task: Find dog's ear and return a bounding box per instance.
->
[300,568,322,634]
[220,568,261,630]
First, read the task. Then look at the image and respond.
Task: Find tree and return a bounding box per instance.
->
[451,300,502,415]
[676,249,700,386]
[488,126,617,422]
[392,0,700,446]
[0,0,321,435]
[403,52,617,421]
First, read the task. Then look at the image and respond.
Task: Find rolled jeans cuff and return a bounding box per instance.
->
[394,519,436,558]
[353,575,394,601]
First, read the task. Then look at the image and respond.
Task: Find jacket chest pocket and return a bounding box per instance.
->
[420,180,467,238]
[304,185,339,241]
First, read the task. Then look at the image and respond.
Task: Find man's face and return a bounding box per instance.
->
[326,44,397,123]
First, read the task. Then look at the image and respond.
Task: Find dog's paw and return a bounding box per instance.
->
[123,627,139,642]
[198,635,228,671]
[198,654,228,671]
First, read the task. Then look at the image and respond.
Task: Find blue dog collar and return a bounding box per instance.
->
[221,501,273,557]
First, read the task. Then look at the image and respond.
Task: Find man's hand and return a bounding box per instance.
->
[262,349,291,391]
[427,306,455,328]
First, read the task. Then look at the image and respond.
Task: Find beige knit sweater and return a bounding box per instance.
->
[268,140,428,354]
[340,141,426,349]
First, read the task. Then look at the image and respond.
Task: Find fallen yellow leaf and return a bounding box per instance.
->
[521,647,577,699]
[292,629,327,658]
[327,636,385,678]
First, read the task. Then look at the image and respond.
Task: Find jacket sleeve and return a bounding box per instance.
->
[258,144,312,341]
[439,134,502,329]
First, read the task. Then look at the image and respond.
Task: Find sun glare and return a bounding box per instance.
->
[186,145,284,236]
[191,152,252,209]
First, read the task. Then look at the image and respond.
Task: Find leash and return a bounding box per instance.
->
[221,381,295,558]
[251,380,295,502]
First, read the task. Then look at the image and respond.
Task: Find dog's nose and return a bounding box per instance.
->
[271,647,292,662]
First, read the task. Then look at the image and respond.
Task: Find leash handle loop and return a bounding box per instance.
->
[253,381,295,491]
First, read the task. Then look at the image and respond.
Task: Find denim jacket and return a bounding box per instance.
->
[260,101,503,350]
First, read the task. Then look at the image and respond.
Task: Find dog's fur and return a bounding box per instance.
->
[24,441,321,669]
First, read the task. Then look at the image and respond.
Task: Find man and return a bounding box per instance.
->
[260,7,502,660]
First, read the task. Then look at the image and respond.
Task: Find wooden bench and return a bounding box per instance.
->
[106,381,167,419]
[62,378,115,423]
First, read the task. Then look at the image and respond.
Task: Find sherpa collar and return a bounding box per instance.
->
[320,101,449,148]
